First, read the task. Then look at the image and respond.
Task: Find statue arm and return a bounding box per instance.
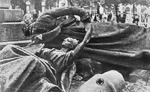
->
[72,23,92,57]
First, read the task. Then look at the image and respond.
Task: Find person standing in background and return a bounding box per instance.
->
[32,9,38,22]
[23,11,33,24]
[107,12,112,22]
[133,14,139,25]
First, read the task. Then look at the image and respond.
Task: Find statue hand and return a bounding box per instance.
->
[27,34,43,47]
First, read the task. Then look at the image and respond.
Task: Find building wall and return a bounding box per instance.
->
[0,22,29,42]
[0,0,10,8]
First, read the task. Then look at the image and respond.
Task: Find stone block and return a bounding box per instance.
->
[0,0,10,8]
[0,9,24,23]
[0,22,30,42]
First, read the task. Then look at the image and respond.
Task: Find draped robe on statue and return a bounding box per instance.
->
[42,22,150,70]
[28,7,150,70]
[0,44,76,92]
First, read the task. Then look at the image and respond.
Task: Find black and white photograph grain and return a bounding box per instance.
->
[0,0,150,92]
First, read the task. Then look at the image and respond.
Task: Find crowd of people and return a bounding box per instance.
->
[89,11,141,26]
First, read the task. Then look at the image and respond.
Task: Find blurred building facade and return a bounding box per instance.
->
[118,3,150,27]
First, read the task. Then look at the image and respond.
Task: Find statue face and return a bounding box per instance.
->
[62,37,78,49]
[62,38,73,49]
[62,38,70,45]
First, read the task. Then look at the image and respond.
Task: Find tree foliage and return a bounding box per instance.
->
[46,0,58,8]
[69,0,91,7]
[105,0,121,5]
[102,0,150,6]
[135,0,150,6]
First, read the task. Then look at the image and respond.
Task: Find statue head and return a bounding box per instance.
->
[62,37,79,50]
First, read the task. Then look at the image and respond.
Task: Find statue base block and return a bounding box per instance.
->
[0,9,24,23]
[0,22,29,42]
